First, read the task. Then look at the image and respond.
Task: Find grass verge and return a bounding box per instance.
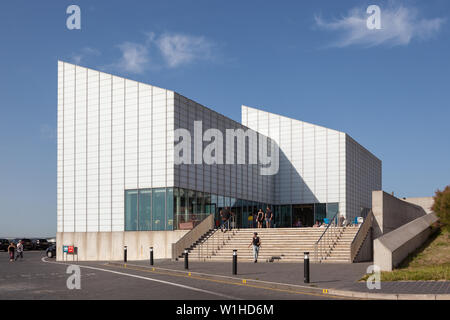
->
[361,225,450,281]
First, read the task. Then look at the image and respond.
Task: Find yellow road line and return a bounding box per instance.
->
[104,263,355,300]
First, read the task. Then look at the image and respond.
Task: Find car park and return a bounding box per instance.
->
[0,239,10,251]
[32,238,49,250]
[20,239,33,250]
[46,244,56,258]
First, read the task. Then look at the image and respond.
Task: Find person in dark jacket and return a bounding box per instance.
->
[248,232,261,263]
[7,242,15,262]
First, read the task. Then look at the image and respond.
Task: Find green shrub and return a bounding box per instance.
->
[432,186,450,231]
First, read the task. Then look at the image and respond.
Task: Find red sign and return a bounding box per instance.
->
[68,246,74,254]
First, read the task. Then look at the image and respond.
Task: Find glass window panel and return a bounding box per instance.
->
[177,188,187,229]
[166,188,174,231]
[125,190,138,231]
[327,203,339,222]
[225,197,231,210]
[280,205,292,228]
[174,187,180,230]
[195,191,203,214]
[152,188,166,231]
[243,200,251,228]
[273,205,280,228]
[315,203,327,224]
[138,189,152,231]
[188,190,195,215]
[230,197,236,208]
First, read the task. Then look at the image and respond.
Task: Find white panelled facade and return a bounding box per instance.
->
[242,105,381,220]
[57,61,174,233]
[173,94,274,205]
[58,61,381,235]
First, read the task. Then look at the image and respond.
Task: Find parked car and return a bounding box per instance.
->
[32,239,49,250]
[0,239,10,251]
[20,239,33,250]
[46,244,56,258]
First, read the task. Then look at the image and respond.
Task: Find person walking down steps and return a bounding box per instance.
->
[248,232,261,263]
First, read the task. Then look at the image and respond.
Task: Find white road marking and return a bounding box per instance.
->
[41,257,239,300]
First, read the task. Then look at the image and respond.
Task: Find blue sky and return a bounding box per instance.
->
[0,0,449,237]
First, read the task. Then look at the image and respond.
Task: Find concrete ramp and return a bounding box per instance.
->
[374,213,438,271]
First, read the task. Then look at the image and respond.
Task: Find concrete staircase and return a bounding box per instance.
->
[188,227,361,263]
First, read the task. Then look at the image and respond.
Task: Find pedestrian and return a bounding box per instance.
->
[15,240,24,261]
[265,207,273,228]
[228,208,234,230]
[220,208,230,232]
[7,242,15,262]
[256,209,264,228]
[338,214,345,227]
[248,232,261,263]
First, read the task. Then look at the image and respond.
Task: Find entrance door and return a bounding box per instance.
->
[292,204,314,227]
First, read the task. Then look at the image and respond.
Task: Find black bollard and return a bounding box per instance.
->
[304,252,310,283]
[232,250,237,275]
[124,246,128,263]
[150,247,154,266]
[184,249,189,270]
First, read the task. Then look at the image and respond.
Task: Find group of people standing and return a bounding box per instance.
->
[7,241,24,262]
[248,207,273,229]
[218,206,274,231]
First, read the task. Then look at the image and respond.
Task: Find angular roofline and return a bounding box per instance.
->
[242,104,381,163]
[173,92,252,131]
[242,104,344,135]
[58,60,174,94]
[59,61,380,163]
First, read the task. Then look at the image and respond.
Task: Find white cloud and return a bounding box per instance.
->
[114,42,150,74]
[71,47,100,65]
[106,32,217,74]
[315,5,445,47]
[156,33,215,68]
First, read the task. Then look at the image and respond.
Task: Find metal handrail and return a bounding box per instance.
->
[315,210,340,243]
[314,210,341,263]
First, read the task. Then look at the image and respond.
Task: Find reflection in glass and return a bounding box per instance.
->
[125,190,138,231]
[138,190,151,231]
[152,188,166,231]
[166,188,174,230]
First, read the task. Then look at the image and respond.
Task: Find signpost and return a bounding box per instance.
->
[63,245,78,262]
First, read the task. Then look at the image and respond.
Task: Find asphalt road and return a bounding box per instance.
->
[0,251,338,300]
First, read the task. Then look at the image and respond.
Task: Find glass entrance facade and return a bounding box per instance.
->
[125,187,340,231]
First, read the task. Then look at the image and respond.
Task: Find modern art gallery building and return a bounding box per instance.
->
[56,61,382,260]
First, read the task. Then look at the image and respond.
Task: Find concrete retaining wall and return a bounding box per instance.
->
[372,191,428,239]
[56,230,188,261]
[373,213,438,271]
[403,197,434,214]
[353,228,373,262]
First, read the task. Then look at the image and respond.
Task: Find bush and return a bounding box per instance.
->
[432,186,450,231]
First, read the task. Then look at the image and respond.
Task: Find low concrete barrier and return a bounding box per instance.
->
[374,213,438,271]
[403,197,434,214]
[372,191,428,239]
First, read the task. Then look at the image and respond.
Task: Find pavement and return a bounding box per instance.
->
[0,252,338,300]
[107,259,450,299]
[0,251,448,300]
